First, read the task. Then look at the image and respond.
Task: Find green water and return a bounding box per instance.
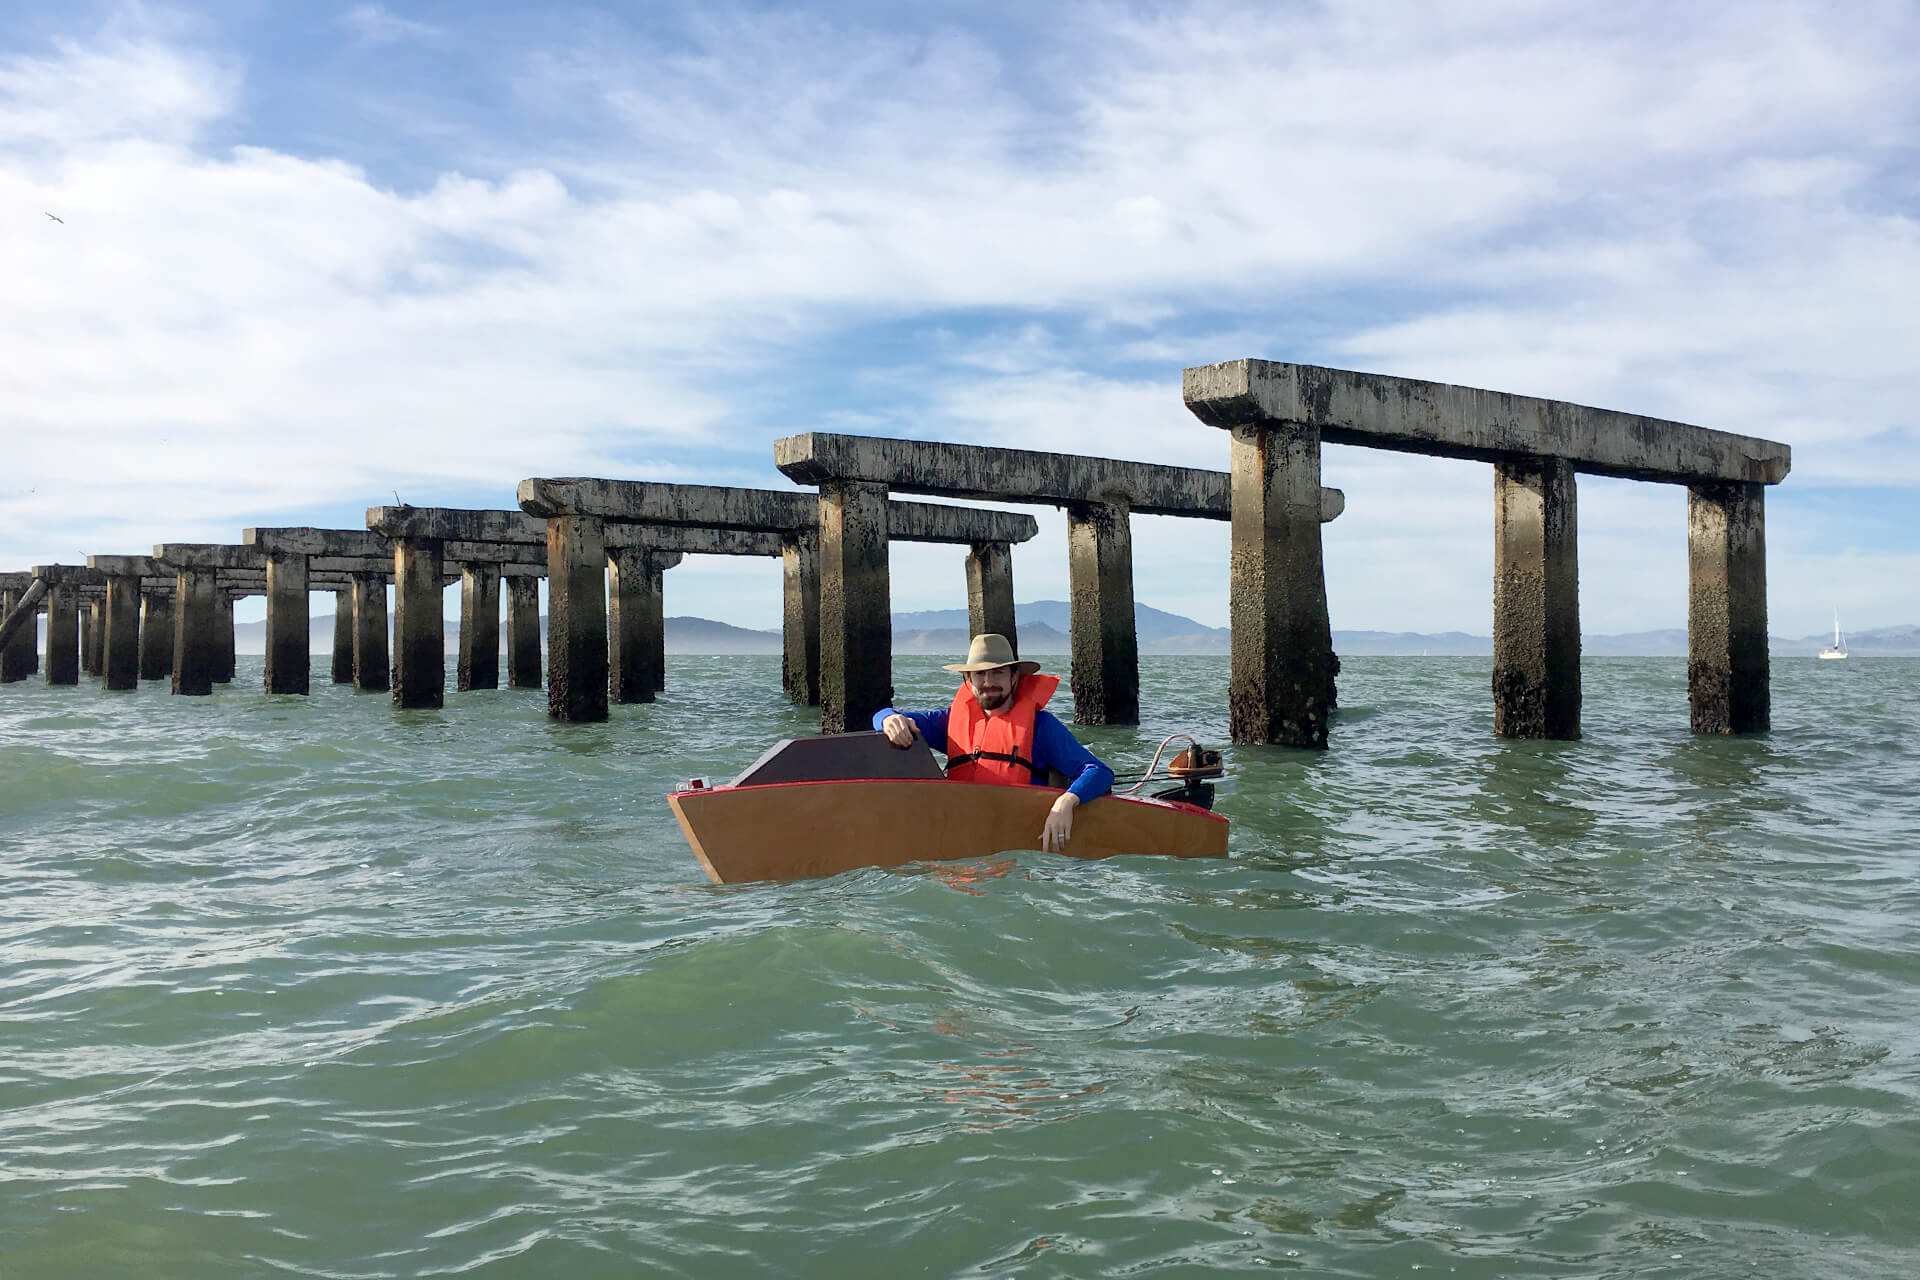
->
[2,656,1915,1277]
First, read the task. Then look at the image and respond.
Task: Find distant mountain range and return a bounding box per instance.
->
[208,603,1920,657]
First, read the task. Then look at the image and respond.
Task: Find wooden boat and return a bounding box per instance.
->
[669,731,1229,884]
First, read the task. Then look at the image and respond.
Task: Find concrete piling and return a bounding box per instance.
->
[331,589,355,684]
[816,480,892,734]
[264,550,310,696]
[214,593,236,683]
[1225,420,1336,748]
[4,358,1789,766]
[545,515,608,722]
[520,478,1035,732]
[607,545,657,704]
[172,568,219,696]
[782,531,821,706]
[1186,358,1790,746]
[104,575,140,690]
[352,572,390,692]
[504,573,541,689]
[45,581,80,685]
[965,541,1018,657]
[82,602,102,677]
[1065,502,1139,725]
[649,554,675,692]
[140,593,174,680]
[392,538,445,710]
[457,563,501,692]
[1687,482,1769,734]
[773,433,1335,736]
[1492,458,1580,739]
[1,585,38,681]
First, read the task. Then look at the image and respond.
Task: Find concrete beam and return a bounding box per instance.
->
[1183,359,1791,486]
[32,564,105,587]
[154,545,267,572]
[370,507,777,558]
[519,480,801,528]
[772,433,1346,523]
[309,556,395,575]
[439,544,542,571]
[146,570,393,591]
[368,506,546,543]
[88,555,165,577]
[245,527,389,558]
[606,526,785,557]
[516,480,1046,544]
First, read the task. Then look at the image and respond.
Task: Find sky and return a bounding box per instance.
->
[2,0,1915,639]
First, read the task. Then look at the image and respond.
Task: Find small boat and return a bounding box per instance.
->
[669,731,1229,883]
[1819,609,1847,660]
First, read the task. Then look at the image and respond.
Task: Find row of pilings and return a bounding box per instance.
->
[1,360,1791,744]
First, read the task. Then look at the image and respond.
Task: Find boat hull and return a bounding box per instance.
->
[670,778,1229,884]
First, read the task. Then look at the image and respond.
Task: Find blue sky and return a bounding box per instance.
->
[3,1,1915,639]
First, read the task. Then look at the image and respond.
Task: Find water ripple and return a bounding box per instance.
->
[3,655,1916,1276]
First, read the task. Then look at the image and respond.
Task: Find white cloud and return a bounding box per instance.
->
[1,1,1916,639]
[0,34,232,152]
[341,5,441,47]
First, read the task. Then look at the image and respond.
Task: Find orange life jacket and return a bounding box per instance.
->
[944,674,1060,786]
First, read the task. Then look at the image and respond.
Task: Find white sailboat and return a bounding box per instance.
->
[1818,609,1847,660]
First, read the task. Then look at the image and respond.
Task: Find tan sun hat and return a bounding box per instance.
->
[942,632,1041,677]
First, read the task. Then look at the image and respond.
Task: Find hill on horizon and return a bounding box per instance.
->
[197,604,1920,657]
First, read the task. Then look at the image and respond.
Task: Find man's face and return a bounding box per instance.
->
[969,665,1018,712]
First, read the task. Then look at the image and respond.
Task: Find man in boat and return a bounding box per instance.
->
[874,633,1114,855]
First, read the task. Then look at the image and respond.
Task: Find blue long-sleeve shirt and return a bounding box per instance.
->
[872,702,1114,804]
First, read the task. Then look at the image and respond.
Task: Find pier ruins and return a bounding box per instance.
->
[0,360,1791,747]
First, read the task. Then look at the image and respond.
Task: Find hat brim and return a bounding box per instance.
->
[943,659,1042,677]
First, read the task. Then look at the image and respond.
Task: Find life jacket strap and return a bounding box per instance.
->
[947,748,1039,776]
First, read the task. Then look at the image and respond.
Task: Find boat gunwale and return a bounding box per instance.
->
[669,775,1231,825]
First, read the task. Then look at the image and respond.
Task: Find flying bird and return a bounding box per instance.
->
[45,212,63,224]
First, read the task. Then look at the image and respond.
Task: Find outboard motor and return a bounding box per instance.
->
[1123,734,1226,811]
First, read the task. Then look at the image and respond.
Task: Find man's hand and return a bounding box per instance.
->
[1040,793,1079,853]
[881,713,918,748]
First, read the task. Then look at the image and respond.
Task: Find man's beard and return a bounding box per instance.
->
[976,685,1009,711]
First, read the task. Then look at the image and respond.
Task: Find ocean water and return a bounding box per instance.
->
[1,654,1915,1278]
